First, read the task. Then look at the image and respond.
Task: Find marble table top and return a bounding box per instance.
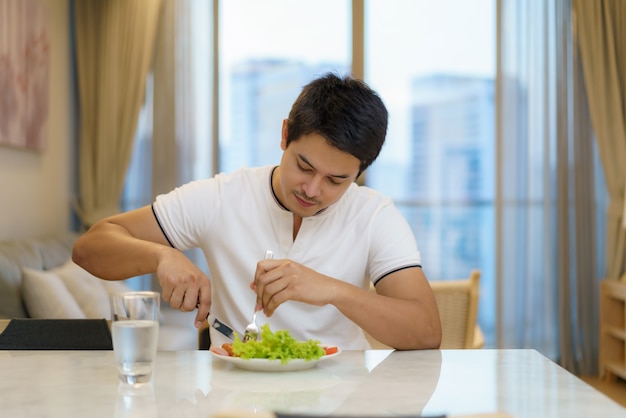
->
[0,348,623,417]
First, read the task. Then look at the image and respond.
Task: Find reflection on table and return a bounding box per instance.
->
[0,349,623,417]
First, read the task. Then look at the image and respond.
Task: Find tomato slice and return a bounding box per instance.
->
[210,346,229,356]
[221,342,235,356]
[324,346,338,355]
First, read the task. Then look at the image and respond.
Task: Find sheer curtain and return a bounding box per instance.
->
[498,0,604,374]
[149,0,214,282]
[152,0,214,197]
[73,0,162,228]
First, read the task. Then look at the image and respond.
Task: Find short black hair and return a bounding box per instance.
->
[285,72,388,175]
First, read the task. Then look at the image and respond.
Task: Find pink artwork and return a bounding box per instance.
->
[0,0,50,152]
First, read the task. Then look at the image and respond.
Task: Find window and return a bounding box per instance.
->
[364,0,496,345]
[219,0,350,172]
[123,0,497,344]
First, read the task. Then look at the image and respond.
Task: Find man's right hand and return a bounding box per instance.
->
[156,247,212,328]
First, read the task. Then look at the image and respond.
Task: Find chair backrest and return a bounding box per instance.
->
[430,270,481,349]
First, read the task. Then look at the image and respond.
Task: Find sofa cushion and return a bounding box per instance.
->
[0,241,45,318]
[22,267,86,319]
[51,260,113,318]
[21,260,132,320]
[0,233,78,318]
[55,260,133,317]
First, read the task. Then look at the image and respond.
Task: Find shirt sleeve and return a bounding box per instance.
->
[367,201,422,285]
[152,178,218,251]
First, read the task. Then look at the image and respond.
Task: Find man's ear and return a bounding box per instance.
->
[281,119,288,150]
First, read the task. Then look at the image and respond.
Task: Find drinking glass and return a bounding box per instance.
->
[110,291,160,385]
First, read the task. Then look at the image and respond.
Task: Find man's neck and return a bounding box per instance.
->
[293,215,302,240]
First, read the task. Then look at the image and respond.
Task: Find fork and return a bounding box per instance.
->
[242,250,274,342]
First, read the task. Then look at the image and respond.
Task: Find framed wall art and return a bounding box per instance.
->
[0,0,50,152]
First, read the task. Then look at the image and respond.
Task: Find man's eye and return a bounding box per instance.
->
[298,164,312,172]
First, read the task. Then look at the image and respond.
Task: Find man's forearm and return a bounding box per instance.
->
[335,286,441,350]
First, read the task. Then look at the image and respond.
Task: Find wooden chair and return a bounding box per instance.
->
[430,270,483,349]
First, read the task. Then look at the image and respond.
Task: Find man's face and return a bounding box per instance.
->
[275,128,361,218]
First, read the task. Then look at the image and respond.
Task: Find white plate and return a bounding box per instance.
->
[211,349,341,372]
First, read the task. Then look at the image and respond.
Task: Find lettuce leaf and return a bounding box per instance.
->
[232,323,325,364]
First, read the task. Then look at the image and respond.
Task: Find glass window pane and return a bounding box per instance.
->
[219,0,350,173]
[364,0,496,345]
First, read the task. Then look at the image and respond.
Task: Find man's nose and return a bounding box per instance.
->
[303,175,323,197]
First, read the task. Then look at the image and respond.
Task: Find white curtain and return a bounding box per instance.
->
[497,0,604,374]
[151,0,214,196]
[116,0,214,289]
[146,0,214,286]
[73,0,162,228]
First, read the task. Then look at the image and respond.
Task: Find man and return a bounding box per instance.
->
[73,73,442,350]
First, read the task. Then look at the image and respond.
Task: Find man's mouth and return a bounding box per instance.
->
[294,193,318,208]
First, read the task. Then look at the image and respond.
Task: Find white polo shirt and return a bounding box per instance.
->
[153,165,422,349]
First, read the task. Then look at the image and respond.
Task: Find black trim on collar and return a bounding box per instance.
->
[151,204,175,248]
[270,166,290,211]
[373,264,423,286]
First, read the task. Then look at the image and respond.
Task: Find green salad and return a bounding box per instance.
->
[232,324,325,364]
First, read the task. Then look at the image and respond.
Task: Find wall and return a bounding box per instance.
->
[0,0,74,241]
